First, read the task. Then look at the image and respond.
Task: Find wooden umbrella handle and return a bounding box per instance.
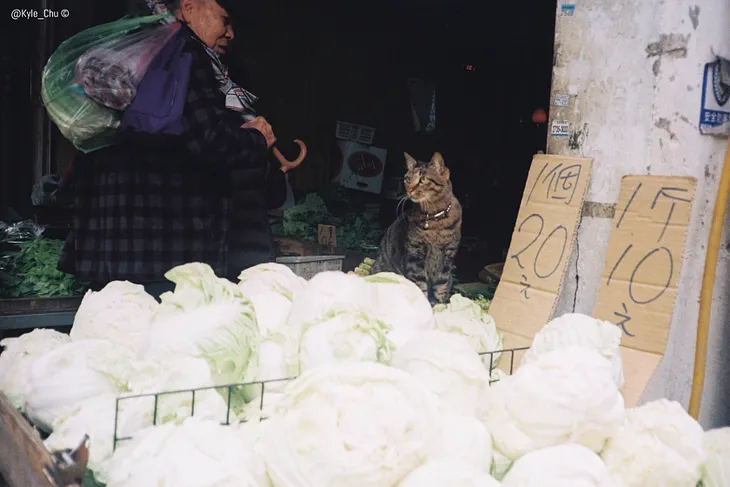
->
[272,139,307,172]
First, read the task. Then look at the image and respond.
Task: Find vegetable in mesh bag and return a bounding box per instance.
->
[397,459,502,487]
[262,362,440,487]
[106,418,267,487]
[298,308,393,373]
[75,21,180,111]
[600,399,705,487]
[139,263,260,409]
[285,271,375,372]
[482,346,624,461]
[433,294,503,368]
[702,427,730,487]
[70,281,159,351]
[0,329,71,410]
[521,312,624,389]
[501,444,623,487]
[363,272,435,348]
[41,14,170,152]
[24,339,136,432]
[390,330,489,417]
[45,357,228,485]
[237,263,306,402]
[428,414,494,474]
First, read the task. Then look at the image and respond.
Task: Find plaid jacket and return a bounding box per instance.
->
[59,28,269,284]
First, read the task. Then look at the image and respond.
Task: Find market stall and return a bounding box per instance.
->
[0,261,727,487]
[0,220,86,333]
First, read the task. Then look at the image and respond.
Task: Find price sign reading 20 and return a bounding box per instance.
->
[510,214,569,295]
[506,158,589,301]
[487,154,591,343]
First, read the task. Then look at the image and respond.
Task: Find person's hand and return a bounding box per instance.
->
[242,117,276,148]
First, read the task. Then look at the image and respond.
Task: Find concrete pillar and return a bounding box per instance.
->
[547,0,730,426]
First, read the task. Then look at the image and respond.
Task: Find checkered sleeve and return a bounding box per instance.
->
[182,45,268,166]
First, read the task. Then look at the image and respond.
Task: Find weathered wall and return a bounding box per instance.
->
[548,0,730,426]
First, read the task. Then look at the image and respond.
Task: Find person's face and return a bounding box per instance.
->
[179,0,234,55]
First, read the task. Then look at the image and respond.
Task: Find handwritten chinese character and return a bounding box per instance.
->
[519,274,531,300]
[542,164,582,204]
[613,303,634,337]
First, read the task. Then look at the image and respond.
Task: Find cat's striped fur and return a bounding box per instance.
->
[372,152,462,305]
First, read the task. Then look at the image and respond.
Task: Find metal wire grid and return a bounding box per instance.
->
[112,346,530,451]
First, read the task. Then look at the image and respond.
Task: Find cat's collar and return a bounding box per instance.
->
[420,203,452,229]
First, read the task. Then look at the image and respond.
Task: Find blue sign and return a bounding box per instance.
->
[699,59,730,136]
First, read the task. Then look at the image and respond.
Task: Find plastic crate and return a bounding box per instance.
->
[275,255,345,280]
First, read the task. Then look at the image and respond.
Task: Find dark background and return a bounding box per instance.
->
[1,0,556,273]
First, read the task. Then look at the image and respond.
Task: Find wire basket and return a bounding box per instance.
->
[112,347,529,451]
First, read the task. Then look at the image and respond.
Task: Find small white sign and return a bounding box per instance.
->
[554,93,570,107]
[561,3,576,16]
[551,120,570,137]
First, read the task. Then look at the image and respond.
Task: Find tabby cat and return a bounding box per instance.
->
[372,152,462,305]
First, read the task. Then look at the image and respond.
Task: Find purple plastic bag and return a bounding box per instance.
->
[120,27,192,136]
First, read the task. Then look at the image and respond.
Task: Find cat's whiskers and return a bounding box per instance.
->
[396,195,409,216]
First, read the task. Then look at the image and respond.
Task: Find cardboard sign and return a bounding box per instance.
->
[318,224,337,249]
[593,175,696,406]
[490,154,593,360]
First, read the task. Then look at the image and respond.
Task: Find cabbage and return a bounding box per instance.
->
[391,330,489,416]
[23,339,134,432]
[44,356,229,484]
[285,271,376,372]
[501,444,623,487]
[490,451,512,481]
[363,272,435,348]
[397,459,502,487]
[429,414,493,473]
[490,368,508,383]
[44,393,151,485]
[482,346,624,460]
[299,308,392,372]
[140,263,260,393]
[521,313,624,389]
[235,421,274,487]
[262,362,440,487]
[601,399,705,487]
[287,271,373,326]
[124,356,229,424]
[154,263,245,314]
[141,303,259,388]
[70,281,158,351]
[702,427,730,487]
[238,263,306,336]
[433,294,503,368]
[106,418,267,487]
[0,329,71,410]
[234,264,306,402]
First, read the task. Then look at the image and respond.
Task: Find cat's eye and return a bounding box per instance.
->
[421,177,431,184]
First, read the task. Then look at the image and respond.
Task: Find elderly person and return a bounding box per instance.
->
[59,0,289,297]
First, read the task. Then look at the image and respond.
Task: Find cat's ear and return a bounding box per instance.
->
[430,152,446,174]
[404,152,417,172]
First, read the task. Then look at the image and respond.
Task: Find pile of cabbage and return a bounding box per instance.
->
[0,262,727,487]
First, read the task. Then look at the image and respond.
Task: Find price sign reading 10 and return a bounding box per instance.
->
[594,176,697,353]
